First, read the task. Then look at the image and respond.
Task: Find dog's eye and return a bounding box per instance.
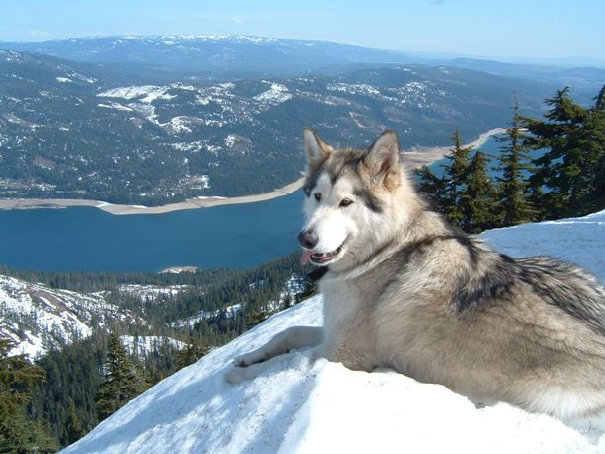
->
[314,193,322,202]
[339,198,353,207]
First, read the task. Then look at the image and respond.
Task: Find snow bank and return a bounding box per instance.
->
[482,210,605,282]
[63,211,605,454]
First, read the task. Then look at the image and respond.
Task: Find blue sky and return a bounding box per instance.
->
[2,0,604,62]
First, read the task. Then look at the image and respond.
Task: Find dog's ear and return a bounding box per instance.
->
[364,130,401,190]
[303,128,332,172]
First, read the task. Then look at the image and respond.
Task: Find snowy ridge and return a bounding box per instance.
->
[0,275,143,358]
[253,82,292,104]
[94,75,440,139]
[64,211,605,453]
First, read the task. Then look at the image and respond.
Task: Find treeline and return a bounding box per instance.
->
[416,85,605,232]
[1,330,186,452]
[0,251,314,451]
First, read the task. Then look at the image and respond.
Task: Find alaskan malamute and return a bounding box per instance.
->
[232,129,605,418]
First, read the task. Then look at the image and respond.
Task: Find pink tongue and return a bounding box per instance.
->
[300,250,313,265]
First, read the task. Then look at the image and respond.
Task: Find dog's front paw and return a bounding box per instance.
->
[223,352,262,384]
[232,354,252,368]
[224,356,273,384]
[232,349,269,368]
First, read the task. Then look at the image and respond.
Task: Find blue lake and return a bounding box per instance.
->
[0,192,304,272]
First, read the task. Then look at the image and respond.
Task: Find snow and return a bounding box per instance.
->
[224,134,238,147]
[170,140,205,152]
[63,211,605,454]
[482,210,605,282]
[97,101,133,112]
[119,335,185,357]
[253,82,292,104]
[327,82,381,97]
[118,284,191,302]
[97,85,172,103]
[0,275,142,359]
[170,303,244,329]
[165,116,194,134]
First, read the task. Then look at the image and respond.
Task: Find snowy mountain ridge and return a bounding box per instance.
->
[63,210,605,453]
[0,275,144,358]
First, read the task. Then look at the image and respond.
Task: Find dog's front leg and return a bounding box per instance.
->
[234,325,324,367]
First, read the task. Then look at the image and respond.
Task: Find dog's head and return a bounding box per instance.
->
[298,128,403,268]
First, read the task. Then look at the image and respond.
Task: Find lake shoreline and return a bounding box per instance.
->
[0,128,505,216]
[0,178,306,216]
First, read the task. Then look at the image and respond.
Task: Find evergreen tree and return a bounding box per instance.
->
[415,164,446,211]
[175,337,209,370]
[416,128,494,232]
[522,86,603,218]
[66,397,85,445]
[441,127,473,227]
[463,150,496,232]
[96,333,139,421]
[30,333,105,447]
[495,102,536,226]
[0,338,57,453]
[584,85,605,211]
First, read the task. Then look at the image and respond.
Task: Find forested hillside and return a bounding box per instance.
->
[1,36,602,205]
[0,252,314,449]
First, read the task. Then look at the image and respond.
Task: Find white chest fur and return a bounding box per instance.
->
[319,277,380,370]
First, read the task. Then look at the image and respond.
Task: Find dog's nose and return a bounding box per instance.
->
[298,230,318,249]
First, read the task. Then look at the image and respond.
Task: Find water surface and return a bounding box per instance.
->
[0,192,304,272]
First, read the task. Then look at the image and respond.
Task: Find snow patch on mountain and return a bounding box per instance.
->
[327,82,381,97]
[253,82,292,104]
[118,284,192,302]
[169,303,244,329]
[0,275,144,359]
[97,101,133,112]
[120,335,185,357]
[64,211,605,453]
[97,85,172,103]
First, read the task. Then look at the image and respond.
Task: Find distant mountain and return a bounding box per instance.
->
[449,57,605,104]
[0,37,602,205]
[0,274,144,358]
[3,35,603,88]
[0,35,418,78]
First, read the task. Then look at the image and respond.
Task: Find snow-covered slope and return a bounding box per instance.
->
[63,211,605,454]
[482,210,605,283]
[0,276,143,358]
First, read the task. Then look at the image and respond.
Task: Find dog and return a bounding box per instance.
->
[231,128,605,419]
